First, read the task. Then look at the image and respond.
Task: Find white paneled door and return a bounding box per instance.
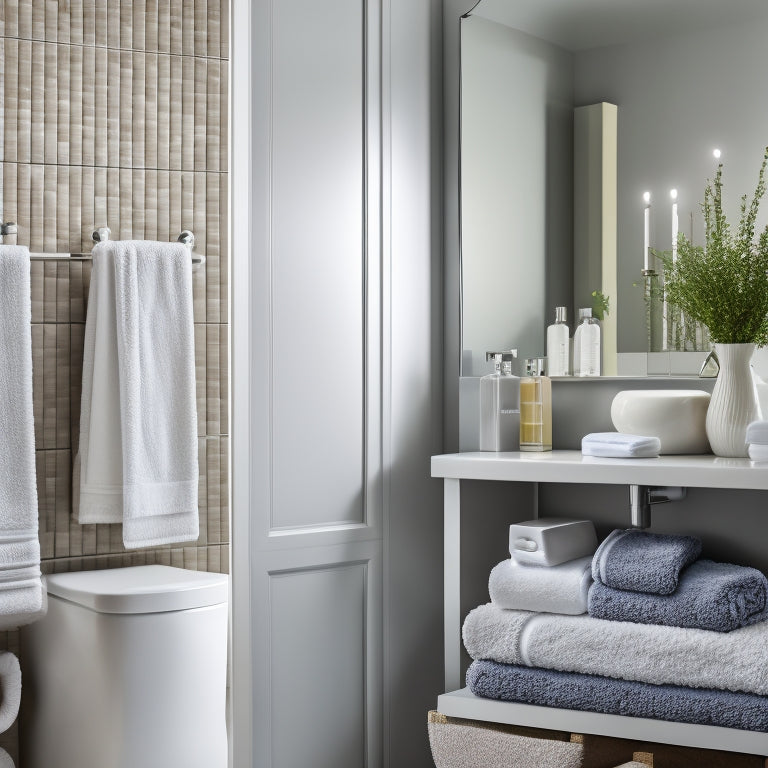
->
[234,0,384,766]
[232,0,444,765]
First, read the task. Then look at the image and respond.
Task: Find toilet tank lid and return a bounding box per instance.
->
[45,565,229,614]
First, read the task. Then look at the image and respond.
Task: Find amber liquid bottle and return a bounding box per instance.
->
[520,357,552,452]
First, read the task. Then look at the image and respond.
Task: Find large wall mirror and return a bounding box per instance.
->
[458,0,768,376]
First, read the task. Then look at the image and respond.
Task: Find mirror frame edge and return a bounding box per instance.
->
[444,0,482,452]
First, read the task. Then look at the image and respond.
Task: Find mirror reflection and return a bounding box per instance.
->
[461,0,768,375]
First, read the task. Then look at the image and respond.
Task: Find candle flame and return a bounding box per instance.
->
[713,148,722,159]
[670,189,678,200]
[643,191,651,204]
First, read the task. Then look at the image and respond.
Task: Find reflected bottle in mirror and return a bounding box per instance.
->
[573,308,601,376]
[546,306,570,376]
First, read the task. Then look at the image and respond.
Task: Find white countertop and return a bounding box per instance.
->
[431,451,768,490]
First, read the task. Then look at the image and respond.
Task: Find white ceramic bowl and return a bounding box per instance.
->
[610,389,711,454]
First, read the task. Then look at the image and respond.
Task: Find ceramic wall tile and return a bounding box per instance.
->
[0,16,231,716]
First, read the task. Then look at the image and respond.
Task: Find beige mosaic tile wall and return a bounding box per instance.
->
[0,2,229,761]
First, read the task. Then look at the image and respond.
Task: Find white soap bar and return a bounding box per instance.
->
[509,517,598,566]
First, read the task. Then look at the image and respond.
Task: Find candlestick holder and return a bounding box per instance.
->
[642,268,664,352]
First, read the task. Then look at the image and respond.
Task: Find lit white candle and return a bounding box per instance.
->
[670,189,678,262]
[643,191,651,271]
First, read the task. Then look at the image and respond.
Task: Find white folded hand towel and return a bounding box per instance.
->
[746,420,768,446]
[0,247,44,628]
[489,556,592,615]
[581,432,660,458]
[74,241,199,548]
[749,443,768,461]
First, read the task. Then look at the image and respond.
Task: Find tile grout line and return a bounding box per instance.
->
[0,33,229,62]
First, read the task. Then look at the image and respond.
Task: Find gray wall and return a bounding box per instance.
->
[574,19,768,352]
[386,0,445,765]
[460,16,574,375]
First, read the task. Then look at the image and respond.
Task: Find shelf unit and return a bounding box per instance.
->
[432,450,768,755]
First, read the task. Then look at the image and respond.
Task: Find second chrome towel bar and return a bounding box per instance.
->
[0,224,206,265]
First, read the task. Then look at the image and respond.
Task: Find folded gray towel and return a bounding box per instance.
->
[467,660,768,732]
[592,529,701,595]
[589,559,768,631]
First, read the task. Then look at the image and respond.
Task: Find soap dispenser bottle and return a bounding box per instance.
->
[479,350,520,452]
[520,357,552,452]
[546,306,570,376]
[573,308,601,377]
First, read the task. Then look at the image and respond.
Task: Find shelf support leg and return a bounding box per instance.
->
[444,478,461,692]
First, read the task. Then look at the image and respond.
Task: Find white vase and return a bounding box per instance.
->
[705,343,761,457]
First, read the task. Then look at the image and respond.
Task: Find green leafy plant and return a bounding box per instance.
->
[659,148,768,346]
[591,289,610,321]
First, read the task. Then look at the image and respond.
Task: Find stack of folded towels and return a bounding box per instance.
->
[464,526,768,732]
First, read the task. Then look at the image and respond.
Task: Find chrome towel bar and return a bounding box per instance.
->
[0,224,205,265]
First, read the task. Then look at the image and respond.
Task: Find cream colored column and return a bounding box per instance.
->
[574,102,618,375]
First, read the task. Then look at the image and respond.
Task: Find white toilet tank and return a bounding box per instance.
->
[20,565,228,768]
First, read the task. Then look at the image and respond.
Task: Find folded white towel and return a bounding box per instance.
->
[463,603,768,695]
[0,247,45,628]
[746,420,768,445]
[489,556,592,614]
[74,241,199,548]
[749,443,768,461]
[581,432,660,458]
[0,748,14,768]
[0,652,21,734]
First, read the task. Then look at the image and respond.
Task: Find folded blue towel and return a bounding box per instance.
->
[467,659,768,732]
[592,528,701,595]
[589,559,768,632]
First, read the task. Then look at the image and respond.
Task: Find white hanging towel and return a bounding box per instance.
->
[74,240,199,548]
[0,246,45,629]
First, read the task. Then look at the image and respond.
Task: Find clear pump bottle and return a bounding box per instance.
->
[479,350,520,452]
[546,306,570,376]
[520,357,552,452]
[573,308,601,377]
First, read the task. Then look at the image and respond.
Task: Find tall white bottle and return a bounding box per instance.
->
[573,308,601,377]
[546,306,570,376]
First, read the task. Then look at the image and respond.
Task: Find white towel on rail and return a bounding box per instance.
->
[74,240,199,548]
[0,246,45,629]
